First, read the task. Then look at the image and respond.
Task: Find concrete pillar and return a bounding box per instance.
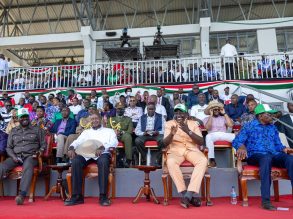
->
[81,26,96,65]
[200,17,211,58]
[96,45,103,62]
[192,36,201,56]
[139,37,154,57]
[257,28,278,54]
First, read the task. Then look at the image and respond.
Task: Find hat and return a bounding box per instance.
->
[75,140,103,158]
[204,100,224,115]
[174,104,187,113]
[254,104,277,115]
[17,108,29,118]
[115,102,125,109]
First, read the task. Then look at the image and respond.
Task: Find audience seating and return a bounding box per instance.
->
[66,148,116,199]
[237,133,293,206]
[8,154,43,202]
[214,141,235,168]
[144,140,159,165]
[162,148,212,206]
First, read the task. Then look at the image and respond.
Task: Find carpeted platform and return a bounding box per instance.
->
[0,196,292,219]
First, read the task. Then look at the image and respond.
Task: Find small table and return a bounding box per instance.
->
[45,164,70,201]
[132,165,160,204]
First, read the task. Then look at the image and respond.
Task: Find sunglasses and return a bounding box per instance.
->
[129,100,136,102]
[213,109,220,111]
[5,105,12,107]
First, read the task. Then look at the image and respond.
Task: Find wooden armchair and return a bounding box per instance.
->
[8,153,43,202]
[4,133,53,202]
[162,148,212,206]
[237,150,293,206]
[66,148,117,199]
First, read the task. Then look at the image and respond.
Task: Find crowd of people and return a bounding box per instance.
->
[0,85,292,210]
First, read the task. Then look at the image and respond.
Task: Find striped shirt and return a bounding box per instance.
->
[0,108,12,131]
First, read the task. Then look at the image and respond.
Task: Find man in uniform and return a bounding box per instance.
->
[107,103,133,167]
[0,108,46,205]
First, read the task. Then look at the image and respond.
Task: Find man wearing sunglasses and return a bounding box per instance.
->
[203,100,234,167]
[0,108,46,205]
[233,104,293,210]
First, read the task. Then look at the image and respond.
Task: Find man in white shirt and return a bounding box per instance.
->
[69,98,83,115]
[220,39,238,80]
[190,93,208,122]
[144,95,167,119]
[0,54,9,89]
[65,112,118,206]
[124,96,143,128]
[220,87,232,105]
[135,102,165,165]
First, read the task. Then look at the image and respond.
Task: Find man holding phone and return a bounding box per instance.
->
[203,100,235,167]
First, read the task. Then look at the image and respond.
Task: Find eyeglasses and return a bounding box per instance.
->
[213,109,220,111]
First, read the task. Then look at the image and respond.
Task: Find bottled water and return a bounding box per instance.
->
[230,186,237,205]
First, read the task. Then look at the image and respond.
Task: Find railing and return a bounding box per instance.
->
[1,52,293,91]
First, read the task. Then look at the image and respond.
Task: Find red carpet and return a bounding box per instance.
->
[0,196,292,219]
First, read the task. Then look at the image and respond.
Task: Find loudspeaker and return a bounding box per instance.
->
[106,32,117,37]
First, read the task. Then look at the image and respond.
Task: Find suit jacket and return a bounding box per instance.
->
[50,118,77,137]
[204,91,213,103]
[276,114,293,148]
[158,96,171,120]
[178,94,188,103]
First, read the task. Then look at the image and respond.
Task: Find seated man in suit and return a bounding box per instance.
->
[276,102,293,148]
[0,108,46,205]
[50,107,77,163]
[107,102,133,167]
[164,104,207,208]
[65,112,118,206]
[135,102,165,165]
[233,104,293,210]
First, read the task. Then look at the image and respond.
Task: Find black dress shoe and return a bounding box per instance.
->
[123,159,132,168]
[190,197,201,207]
[15,195,25,205]
[261,201,277,211]
[64,195,84,206]
[180,197,190,209]
[99,197,111,206]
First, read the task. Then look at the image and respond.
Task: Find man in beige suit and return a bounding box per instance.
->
[163,104,207,208]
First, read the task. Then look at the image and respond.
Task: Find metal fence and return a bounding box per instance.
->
[1,52,293,91]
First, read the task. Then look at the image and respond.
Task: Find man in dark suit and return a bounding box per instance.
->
[157,88,171,120]
[276,103,293,148]
[50,107,77,163]
[178,88,188,103]
[204,86,214,103]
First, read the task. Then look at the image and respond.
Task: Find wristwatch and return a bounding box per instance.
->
[188,130,193,136]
